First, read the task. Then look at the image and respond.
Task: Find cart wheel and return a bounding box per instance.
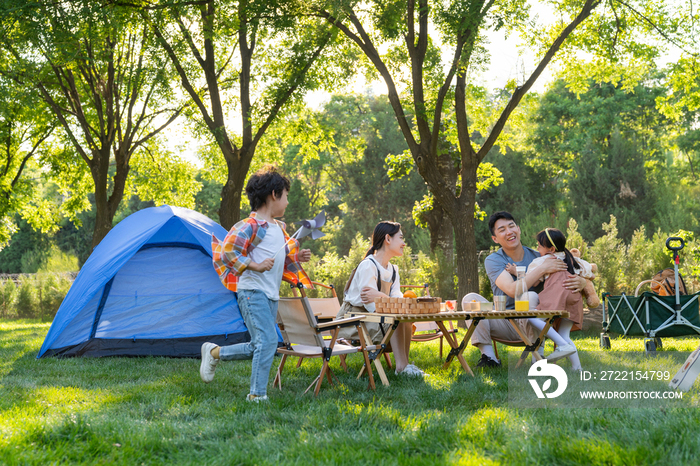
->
[654,337,663,349]
[600,333,611,349]
[645,339,657,353]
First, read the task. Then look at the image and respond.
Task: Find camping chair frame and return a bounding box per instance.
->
[491,338,527,361]
[274,284,377,396]
[293,280,394,370]
[292,280,348,370]
[304,281,396,371]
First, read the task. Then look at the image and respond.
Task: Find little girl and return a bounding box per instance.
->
[509,228,597,371]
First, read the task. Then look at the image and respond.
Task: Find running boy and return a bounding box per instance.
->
[200,165,312,402]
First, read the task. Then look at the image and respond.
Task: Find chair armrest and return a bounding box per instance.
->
[315,315,365,329]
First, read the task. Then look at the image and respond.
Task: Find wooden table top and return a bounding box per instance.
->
[348,310,569,321]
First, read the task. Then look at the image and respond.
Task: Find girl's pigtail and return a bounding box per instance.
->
[562,247,581,275]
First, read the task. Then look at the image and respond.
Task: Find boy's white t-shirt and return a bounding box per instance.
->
[237,223,286,300]
[527,252,595,283]
[344,255,402,312]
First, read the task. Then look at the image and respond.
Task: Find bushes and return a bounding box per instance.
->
[0,217,696,320]
[574,215,692,295]
[0,273,72,321]
[16,279,38,318]
[0,280,17,318]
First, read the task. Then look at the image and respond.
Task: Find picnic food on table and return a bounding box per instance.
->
[403,290,418,299]
[374,296,442,314]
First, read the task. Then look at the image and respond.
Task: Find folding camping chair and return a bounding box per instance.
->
[292,281,347,369]
[405,284,458,358]
[305,281,342,321]
[296,280,394,369]
[273,286,377,396]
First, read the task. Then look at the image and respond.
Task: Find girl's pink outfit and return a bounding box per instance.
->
[528,253,595,331]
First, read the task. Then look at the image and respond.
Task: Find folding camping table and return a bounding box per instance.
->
[349,309,569,386]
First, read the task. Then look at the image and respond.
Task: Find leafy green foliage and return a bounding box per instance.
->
[531,79,670,241]
[276,94,429,256]
[125,140,202,210]
[0,280,17,318]
[5,273,72,321]
[40,142,93,228]
[0,218,51,273]
[586,215,678,295]
[0,79,55,246]
[0,0,185,246]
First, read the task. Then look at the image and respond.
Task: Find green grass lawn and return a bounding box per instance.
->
[3,319,700,465]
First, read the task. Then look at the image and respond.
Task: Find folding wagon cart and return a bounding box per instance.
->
[600,237,700,352]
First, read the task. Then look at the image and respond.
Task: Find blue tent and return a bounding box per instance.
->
[38,206,252,358]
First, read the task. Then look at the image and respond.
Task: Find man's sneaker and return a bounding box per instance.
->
[246,394,269,403]
[200,342,219,383]
[547,344,576,362]
[475,353,501,368]
[396,363,426,377]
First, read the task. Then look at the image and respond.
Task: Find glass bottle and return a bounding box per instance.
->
[514,266,529,311]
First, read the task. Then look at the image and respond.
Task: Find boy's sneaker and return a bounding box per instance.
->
[246,394,269,403]
[475,354,501,368]
[200,342,219,383]
[546,344,576,362]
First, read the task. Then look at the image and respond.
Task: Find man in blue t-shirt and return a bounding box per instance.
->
[462,211,586,367]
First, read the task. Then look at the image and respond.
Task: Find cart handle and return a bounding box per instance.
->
[635,279,663,297]
[666,237,684,252]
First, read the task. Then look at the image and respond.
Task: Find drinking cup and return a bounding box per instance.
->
[494,295,507,312]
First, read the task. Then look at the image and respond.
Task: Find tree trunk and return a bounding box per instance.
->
[92,204,114,250]
[90,147,112,249]
[421,203,454,299]
[90,146,130,249]
[217,145,254,229]
[424,205,453,259]
[452,208,478,307]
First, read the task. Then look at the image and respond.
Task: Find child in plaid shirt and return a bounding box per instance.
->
[200,166,312,402]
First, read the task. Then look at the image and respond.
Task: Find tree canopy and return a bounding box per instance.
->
[0,0,184,247]
[0,0,698,292]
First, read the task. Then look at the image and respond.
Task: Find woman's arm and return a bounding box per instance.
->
[360,286,387,304]
[350,260,385,304]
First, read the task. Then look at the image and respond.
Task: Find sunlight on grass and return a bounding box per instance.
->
[446,448,503,465]
[3,319,700,464]
[462,408,520,447]
[0,320,50,376]
[0,386,115,448]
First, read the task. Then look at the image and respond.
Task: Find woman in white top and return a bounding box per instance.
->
[337,221,425,377]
